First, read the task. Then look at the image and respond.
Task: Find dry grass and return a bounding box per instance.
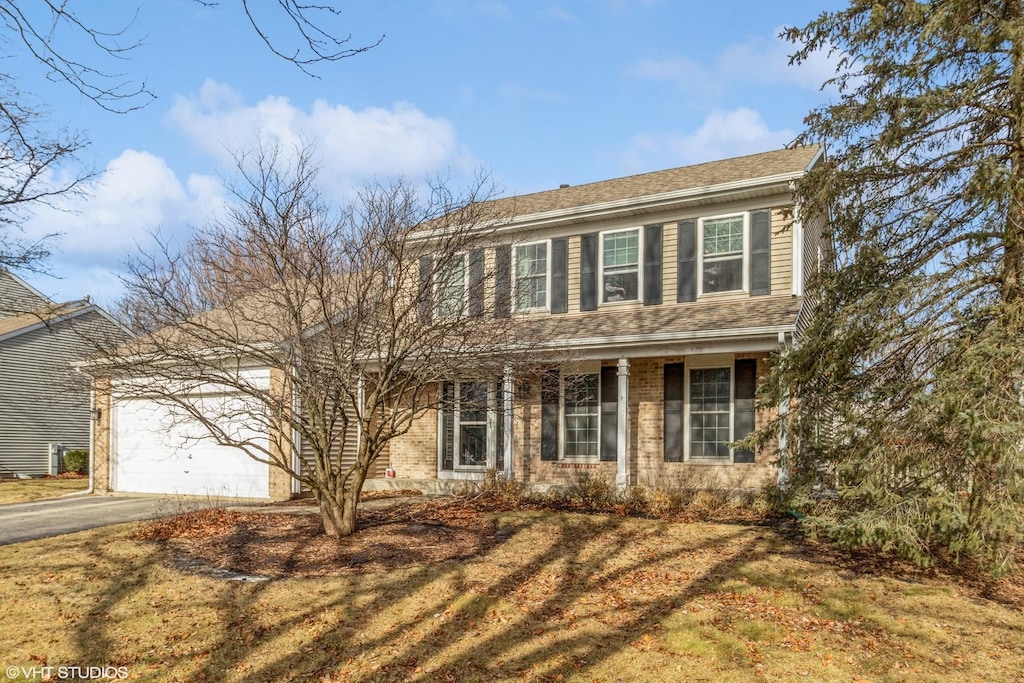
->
[0,476,88,504]
[1,510,1022,682]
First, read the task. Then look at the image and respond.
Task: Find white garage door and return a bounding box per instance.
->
[111,392,271,499]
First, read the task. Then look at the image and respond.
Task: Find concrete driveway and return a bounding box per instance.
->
[0,495,234,545]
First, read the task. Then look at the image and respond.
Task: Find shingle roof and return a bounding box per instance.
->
[521,296,802,350]
[482,145,821,220]
[0,300,93,339]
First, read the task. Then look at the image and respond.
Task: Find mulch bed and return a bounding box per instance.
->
[133,499,501,578]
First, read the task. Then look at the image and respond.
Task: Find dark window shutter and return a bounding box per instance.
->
[541,369,560,461]
[599,366,618,462]
[494,244,511,318]
[418,256,433,322]
[495,378,505,471]
[733,359,756,463]
[441,382,455,471]
[468,249,484,316]
[663,363,684,462]
[750,210,771,296]
[643,224,663,306]
[580,233,598,311]
[551,238,568,314]
[676,219,696,302]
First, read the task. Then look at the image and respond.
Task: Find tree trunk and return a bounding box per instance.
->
[319,494,354,536]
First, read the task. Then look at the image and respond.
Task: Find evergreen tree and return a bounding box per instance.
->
[763,0,1024,571]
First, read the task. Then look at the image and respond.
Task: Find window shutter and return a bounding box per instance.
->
[468,249,484,316]
[733,359,756,463]
[663,363,684,462]
[599,366,617,462]
[551,238,568,314]
[580,233,598,311]
[750,209,771,296]
[541,369,559,461]
[441,382,455,471]
[418,256,434,322]
[643,224,663,306]
[494,244,511,318]
[676,219,696,302]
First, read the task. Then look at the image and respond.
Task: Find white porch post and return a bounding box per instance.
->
[616,357,630,489]
[503,366,514,479]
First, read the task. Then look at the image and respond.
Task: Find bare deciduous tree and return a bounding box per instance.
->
[95,145,537,537]
[0,0,380,276]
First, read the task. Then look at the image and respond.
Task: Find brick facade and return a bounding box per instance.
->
[390,352,778,491]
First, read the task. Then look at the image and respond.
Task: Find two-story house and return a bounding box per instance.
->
[385,144,824,492]
[89,145,823,499]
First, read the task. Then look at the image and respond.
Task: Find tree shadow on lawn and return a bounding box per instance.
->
[40,510,1024,682]
[65,509,777,682]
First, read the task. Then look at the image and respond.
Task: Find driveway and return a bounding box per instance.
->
[0,495,235,545]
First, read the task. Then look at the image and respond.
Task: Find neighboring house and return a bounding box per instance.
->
[0,270,126,476]
[90,145,825,499]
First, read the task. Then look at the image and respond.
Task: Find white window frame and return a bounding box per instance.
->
[683,355,736,463]
[438,380,502,473]
[435,253,468,317]
[697,212,749,296]
[598,227,643,305]
[512,239,551,312]
[559,371,601,460]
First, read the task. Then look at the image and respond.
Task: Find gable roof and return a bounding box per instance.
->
[0,300,105,343]
[487,145,821,219]
[0,269,51,319]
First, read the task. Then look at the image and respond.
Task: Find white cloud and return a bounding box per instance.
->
[718,31,840,93]
[475,1,512,19]
[628,56,724,100]
[21,150,226,305]
[165,80,474,197]
[622,108,796,171]
[543,5,578,22]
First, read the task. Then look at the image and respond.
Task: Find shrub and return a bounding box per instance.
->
[63,449,89,474]
[561,471,618,510]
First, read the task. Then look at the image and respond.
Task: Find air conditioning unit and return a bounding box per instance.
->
[49,443,65,475]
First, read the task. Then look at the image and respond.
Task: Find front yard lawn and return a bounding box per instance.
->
[1,505,1022,682]
[0,476,88,505]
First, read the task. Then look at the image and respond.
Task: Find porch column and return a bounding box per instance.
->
[503,366,514,479]
[616,358,629,488]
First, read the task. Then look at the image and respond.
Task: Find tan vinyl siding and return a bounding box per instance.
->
[297,412,386,491]
[566,234,581,313]
[770,207,794,295]
[0,311,108,475]
[663,222,678,303]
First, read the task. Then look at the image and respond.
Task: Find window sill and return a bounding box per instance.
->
[682,458,752,466]
[598,299,640,307]
[696,289,748,299]
[553,461,606,469]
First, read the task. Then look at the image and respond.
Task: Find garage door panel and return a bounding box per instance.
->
[112,395,270,499]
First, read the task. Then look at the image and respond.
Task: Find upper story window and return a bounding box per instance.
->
[601,228,640,303]
[514,241,549,311]
[436,255,466,317]
[700,215,745,294]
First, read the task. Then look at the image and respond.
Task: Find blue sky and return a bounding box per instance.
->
[14,0,840,307]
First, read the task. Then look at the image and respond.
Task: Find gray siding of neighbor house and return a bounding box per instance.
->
[0,271,48,318]
[0,311,108,475]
